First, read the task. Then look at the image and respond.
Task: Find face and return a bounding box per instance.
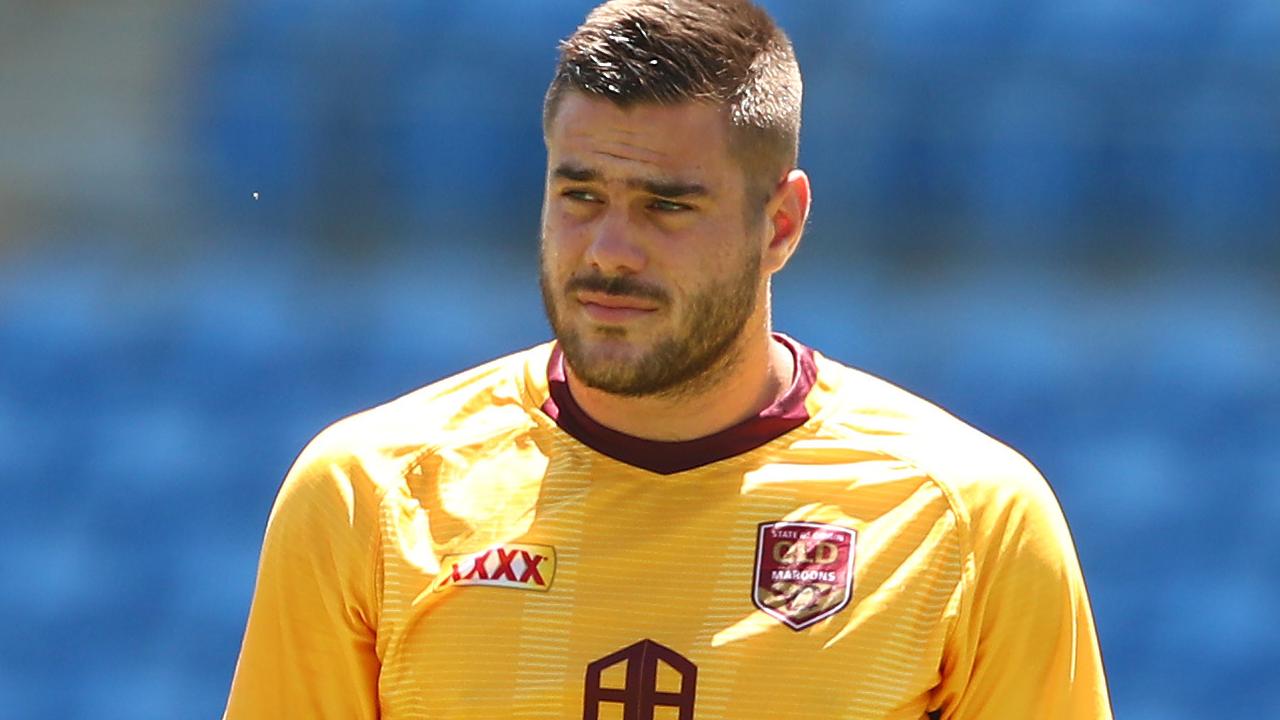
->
[540,93,767,398]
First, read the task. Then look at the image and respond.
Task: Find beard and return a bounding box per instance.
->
[540,249,761,399]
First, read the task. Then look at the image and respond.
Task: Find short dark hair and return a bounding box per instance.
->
[544,0,802,205]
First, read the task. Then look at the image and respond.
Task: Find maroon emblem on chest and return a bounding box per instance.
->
[752,521,857,630]
[583,639,697,720]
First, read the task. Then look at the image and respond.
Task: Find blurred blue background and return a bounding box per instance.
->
[1,1,1276,717]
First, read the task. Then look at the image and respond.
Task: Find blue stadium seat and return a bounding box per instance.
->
[443,1,596,55]
[1024,0,1215,91]
[1213,0,1280,73]
[1153,88,1280,254]
[394,64,543,223]
[958,81,1099,248]
[758,0,852,46]
[76,656,190,720]
[854,0,1033,83]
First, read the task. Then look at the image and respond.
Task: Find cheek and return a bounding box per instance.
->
[539,220,567,268]
[539,237,585,301]
[542,210,588,260]
[679,222,746,273]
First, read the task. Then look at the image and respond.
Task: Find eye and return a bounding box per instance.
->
[561,189,602,203]
[649,198,692,213]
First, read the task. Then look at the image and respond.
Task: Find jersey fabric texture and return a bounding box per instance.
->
[223,335,1112,719]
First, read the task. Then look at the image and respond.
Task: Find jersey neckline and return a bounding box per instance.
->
[540,333,817,475]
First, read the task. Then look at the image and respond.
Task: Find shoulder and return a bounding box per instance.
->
[276,342,555,515]
[806,350,1061,535]
[310,342,551,457]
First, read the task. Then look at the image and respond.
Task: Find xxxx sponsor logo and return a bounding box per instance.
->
[435,543,556,592]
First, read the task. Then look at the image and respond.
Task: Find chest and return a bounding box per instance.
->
[377,458,961,719]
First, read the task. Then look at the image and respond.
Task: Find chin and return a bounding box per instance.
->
[558,329,643,377]
[577,333,648,365]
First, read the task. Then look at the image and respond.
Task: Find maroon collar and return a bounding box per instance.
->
[540,334,817,475]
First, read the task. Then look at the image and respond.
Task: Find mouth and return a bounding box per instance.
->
[575,291,660,323]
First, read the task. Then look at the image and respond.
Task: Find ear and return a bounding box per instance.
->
[761,169,811,274]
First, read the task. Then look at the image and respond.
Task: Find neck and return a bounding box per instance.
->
[564,327,795,442]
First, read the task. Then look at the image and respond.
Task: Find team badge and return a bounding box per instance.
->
[753,521,856,630]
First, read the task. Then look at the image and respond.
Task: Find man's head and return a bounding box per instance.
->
[540,0,809,399]
[543,0,802,208]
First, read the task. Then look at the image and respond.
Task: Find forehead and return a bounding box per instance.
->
[546,92,736,183]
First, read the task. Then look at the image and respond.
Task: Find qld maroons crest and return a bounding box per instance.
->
[753,521,857,630]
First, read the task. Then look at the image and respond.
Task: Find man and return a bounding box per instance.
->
[224,1,1112,718]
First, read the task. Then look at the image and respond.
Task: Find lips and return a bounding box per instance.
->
[575,291,660,323]
[576,291,659,311]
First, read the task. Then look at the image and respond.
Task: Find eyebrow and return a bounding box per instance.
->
[552,163,710,200]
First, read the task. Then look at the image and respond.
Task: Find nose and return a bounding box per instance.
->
[584,205,646,276]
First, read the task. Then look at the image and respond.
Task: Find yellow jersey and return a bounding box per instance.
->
[224,335,1111,719]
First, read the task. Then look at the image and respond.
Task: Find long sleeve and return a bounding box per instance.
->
[931,459,1112,719]
[224,438,384,719]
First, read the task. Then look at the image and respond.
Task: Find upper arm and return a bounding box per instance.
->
[224,443,383,719]
[931,461,1112,719]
